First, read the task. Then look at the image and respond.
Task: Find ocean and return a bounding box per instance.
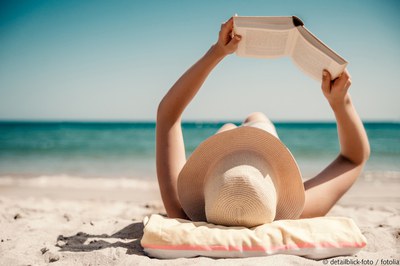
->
[0,121,399,179]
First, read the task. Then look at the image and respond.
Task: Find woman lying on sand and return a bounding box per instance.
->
[155,17,370,227]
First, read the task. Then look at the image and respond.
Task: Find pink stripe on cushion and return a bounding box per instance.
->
[142,241,366,251]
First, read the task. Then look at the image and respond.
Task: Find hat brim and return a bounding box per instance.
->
[178,126,305,223]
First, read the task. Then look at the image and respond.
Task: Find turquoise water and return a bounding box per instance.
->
[0,121,399,178]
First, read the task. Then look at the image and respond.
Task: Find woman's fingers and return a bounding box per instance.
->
[322,69,352,96]
[223,17,233,28]
[215,17,241,55]
[220,17,233,36]
[321,70,332,95]
[332,69,351,94]
[344,79,352,90]
[226,34,241,51]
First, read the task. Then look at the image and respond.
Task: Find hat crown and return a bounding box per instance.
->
[177,126,305,225]
[204,152,277,227]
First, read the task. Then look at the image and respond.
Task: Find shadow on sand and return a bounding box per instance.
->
[56,221,145,255]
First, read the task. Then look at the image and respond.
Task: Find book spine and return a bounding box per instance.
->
[292,16,304,27]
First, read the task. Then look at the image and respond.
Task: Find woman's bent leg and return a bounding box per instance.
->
[242,112,278,138]
[215,123,237,134]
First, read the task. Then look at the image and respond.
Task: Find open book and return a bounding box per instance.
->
[233,16,347,81]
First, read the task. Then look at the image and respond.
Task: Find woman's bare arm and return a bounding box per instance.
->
[301,69,371,218]
[156,18,241,218]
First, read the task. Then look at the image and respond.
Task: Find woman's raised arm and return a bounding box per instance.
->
[301,69,370,218]
[156,18,241,218]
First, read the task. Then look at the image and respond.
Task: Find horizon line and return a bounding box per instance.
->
[0,119,399,124]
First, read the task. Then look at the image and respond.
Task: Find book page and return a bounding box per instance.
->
[291,33,346,81]
[298,27,347,65]
[235,28,297,58]
[234,16,295,30]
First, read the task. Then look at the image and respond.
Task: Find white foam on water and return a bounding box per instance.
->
[0,174,158,189]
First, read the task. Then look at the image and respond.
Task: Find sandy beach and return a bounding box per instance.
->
[1,0,399,264]
[0,173,399,266]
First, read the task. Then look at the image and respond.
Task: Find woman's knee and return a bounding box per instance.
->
[216,123,237,134]
[243,112,278,138]
[243,112,270,124]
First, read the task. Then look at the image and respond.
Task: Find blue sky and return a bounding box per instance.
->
[0,0,399,121]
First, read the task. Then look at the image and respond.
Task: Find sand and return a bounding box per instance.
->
[0,173,399,266]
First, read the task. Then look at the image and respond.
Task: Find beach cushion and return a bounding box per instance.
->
[141,214,367,259]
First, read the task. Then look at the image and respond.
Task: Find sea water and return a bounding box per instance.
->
[0,121,399,179]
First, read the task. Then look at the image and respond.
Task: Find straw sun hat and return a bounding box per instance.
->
[177,124,305,228]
